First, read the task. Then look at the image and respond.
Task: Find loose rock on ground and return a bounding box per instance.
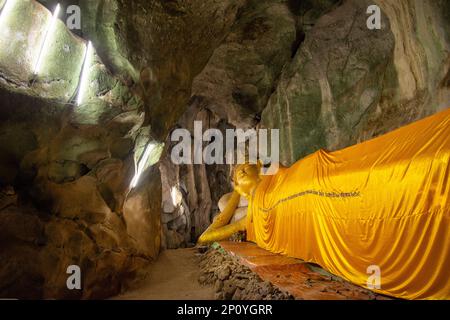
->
[197,246,294,300]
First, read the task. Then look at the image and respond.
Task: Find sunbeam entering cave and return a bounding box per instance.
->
[0,0,13,22]
[33,3,60,75]
[76,41,93,106]
[131,142,156,189]
[0,0,448,305]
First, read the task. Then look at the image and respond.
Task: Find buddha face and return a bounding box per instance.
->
[233,163,262,199]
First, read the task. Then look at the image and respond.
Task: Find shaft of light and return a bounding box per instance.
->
[34,3,61,75]
[0,0,14,25]
[131,143,156,189]
[76,41,93,106]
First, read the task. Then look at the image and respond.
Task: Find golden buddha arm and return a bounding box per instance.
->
[197,191,243,245]
[197,217,247,245]
[197,162,262,245]
[210,191,241,229]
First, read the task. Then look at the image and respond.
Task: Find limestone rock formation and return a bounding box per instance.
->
[0,0,151,299]
[261,0,450,164]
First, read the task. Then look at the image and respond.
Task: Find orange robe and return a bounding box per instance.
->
[247,108,450,300]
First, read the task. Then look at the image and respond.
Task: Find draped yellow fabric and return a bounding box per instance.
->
[247,108,450,300]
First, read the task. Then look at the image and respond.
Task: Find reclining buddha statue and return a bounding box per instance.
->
[198,108,450,300]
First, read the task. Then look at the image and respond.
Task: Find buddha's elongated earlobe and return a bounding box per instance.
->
[257,160,263,175]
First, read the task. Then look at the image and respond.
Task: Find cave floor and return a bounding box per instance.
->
[113,248,215,300]
[113,242,391,300]
[218,241,392,300]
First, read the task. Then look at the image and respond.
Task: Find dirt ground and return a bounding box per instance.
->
[113,248,214,300]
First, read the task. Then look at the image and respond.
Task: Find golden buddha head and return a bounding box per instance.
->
[233,162,262,199]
